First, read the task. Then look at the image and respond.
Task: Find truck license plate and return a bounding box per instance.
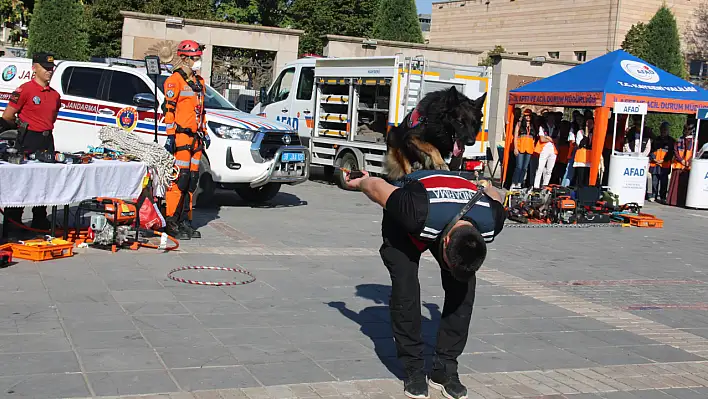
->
[281,152,305,162]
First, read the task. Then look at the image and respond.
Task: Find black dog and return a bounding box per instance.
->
[385,86,487,180]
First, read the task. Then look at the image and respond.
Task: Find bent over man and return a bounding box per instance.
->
[163,40,208,240]
[345,170,506,399]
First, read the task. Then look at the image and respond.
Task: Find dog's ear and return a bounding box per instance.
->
[446,86,460,108]
[471,92,487,110]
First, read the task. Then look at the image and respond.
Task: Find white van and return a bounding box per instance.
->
[0,57,310,203]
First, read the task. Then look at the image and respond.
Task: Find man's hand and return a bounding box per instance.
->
[203,133,211,149]
[343,169,370,190]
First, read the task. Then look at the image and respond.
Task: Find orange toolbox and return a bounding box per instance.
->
[621,213,664,228]
[11,238,75,262]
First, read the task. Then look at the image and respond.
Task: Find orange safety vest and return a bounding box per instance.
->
[163,70,206,135]
[534,137,558,155]
[672,136,694,170]
[516,124,535,154]
[650,148,671,168]
[575,148,589,164]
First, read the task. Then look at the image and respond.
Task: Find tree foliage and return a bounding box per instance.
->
[28,0,89,60]
[0,0,31,46]
[84,0,144,58]
[143,0,215,20]
[645,6,687,79]
[621,22,649,59]
[372,0,423,43]
[216,0,292,27]
[290,0,378,55]
[478,45,505,67]
[644,6,688,139]
[685,1,708,60]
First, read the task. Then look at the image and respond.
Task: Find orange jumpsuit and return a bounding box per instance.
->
[163,70,207,220]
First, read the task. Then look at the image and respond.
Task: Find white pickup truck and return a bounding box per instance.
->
[0,57,310,204]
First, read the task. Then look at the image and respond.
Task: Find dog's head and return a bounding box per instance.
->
[442,87,487,157]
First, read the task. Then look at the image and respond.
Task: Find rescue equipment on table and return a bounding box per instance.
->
[0,128,23,164]
[28,150,94,164]
[98,126,177,192]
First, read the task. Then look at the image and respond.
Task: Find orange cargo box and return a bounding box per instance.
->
[623,213,664,228]
[11,238,75,262]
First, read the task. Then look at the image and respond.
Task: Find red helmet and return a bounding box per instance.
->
[176,40,203,57]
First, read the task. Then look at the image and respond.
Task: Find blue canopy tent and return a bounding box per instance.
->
[502,49,708,186]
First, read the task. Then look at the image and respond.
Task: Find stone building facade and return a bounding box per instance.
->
[429,0,698,62]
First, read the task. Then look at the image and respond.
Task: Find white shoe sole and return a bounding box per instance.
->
[404,390,429,399]
[428,378,467,399]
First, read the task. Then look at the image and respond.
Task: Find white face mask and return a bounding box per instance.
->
[191,60,202,72]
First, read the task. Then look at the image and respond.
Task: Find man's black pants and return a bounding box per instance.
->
[380,236,476,376]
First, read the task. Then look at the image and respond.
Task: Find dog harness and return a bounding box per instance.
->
[407,107,426,129]
[394,170,497,252]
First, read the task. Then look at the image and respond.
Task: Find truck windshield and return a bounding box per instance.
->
[150,75,237,111]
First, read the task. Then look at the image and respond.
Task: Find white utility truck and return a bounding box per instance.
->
[0,57,310,204]
[251,55,492,188]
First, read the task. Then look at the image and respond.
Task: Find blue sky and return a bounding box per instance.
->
[416,0,433,14]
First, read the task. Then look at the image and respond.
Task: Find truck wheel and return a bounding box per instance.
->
[236,183,281,203]
[336,152,358,191]
[194,157,216,208]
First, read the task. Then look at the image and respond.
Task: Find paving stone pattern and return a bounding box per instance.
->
[0,178,706,398]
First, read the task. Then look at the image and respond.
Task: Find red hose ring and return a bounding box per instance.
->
[167,266,256,286]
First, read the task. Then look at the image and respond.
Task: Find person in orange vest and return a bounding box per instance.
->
[648,122,674,203]
[573,117,593,187]
[533,112,558,188]
[162,40,210,240]
[666,121,696,206]
[511,109,536,189]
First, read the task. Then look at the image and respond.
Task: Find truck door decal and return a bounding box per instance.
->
[276,115,299,131]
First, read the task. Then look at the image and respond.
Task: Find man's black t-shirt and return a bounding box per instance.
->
[382,179,506,249]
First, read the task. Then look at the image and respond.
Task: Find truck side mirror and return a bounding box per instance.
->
[133,93,156,108]
[259,87,269,105]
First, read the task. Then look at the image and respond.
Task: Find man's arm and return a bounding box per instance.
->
[1,88,25,130]
[352,174,399,209]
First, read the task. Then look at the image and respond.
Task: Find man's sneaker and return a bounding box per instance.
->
[404,371,429,398]
[428,369,467,399]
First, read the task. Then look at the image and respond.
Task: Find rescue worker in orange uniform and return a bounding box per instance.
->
[162,40,210,240]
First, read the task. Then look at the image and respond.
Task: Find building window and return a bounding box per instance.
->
[518,52,529,56]
[575,51,587,62]
[548,52,560,59]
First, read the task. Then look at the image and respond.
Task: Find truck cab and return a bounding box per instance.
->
[0,57,310,204]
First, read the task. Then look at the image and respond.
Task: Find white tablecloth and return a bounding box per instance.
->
[0,159,147,208]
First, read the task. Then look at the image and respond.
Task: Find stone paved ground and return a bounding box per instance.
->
[1,170,707,398]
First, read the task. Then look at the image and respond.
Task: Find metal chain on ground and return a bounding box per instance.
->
[503,223,626,228]
[167,266,256,286]
[97,126,177,192]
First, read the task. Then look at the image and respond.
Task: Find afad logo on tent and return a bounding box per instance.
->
[621,60,660,83]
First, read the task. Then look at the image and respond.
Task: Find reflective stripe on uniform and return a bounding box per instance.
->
[166,123,175,129]
[175,159,190,167]
[180,91,195,97]
[191,157,200,166]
